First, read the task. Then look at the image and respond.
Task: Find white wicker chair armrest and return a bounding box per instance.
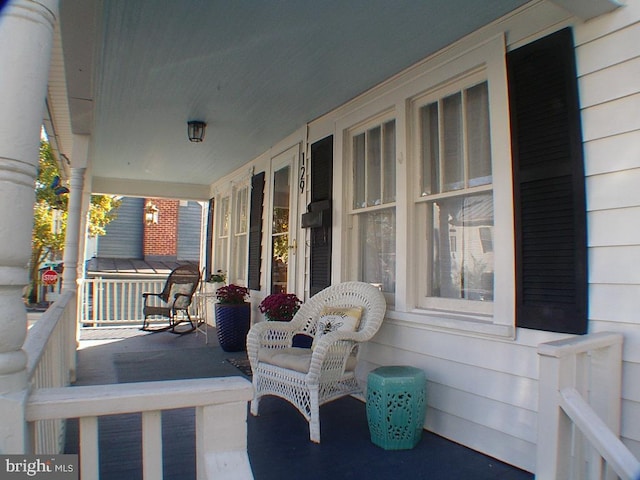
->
[307,332,357,382]
[247,320,298,365]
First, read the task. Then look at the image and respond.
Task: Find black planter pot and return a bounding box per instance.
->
[215,302,251,352]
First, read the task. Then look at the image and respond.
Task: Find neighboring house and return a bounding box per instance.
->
[90,197,203,265]
[204,4,640,473]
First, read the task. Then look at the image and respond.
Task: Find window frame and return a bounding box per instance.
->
[412,71,495,316]
[214,194,231,278]
[213,178,251,287]
[345,111,397,304]
[337,34,514,338]
[231,183,250,286]
[406,36,514,336]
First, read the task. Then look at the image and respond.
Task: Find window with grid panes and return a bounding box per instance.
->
[350,119,396,295]
[416,78,494,313]
[232,185,249,284]
[215,195,230,276]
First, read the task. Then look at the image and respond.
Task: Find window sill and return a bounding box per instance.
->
[385,307,515,340]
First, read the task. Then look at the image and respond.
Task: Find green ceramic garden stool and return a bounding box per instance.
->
[366,366,427,450]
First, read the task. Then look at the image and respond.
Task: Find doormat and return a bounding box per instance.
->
[226,357,252,377]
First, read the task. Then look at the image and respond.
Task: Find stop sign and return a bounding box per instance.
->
[42,269,59,285]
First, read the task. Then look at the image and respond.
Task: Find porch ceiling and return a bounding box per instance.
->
[49,0,612,199]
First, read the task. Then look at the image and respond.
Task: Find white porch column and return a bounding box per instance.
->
[61,167,86,292]
[0,0,59,452]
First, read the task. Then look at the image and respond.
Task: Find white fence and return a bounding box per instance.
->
[537,332,640,480]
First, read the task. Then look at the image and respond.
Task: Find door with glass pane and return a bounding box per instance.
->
[269,146,299,294]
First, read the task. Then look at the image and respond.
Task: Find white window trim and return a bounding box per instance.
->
[213,175,252,287]
[411,71,494,316]
[343,110,397,304]
[231,181,250,286]
[214,193,231,278]
[408,34,514,338]
[335,33,515,339]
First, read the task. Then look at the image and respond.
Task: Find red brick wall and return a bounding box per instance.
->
[143,198,179,258]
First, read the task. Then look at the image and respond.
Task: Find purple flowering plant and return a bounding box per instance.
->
[216,284,250,304]
[259,293,302,321]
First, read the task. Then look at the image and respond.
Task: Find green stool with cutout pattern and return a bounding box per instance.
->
[366,366,427,450]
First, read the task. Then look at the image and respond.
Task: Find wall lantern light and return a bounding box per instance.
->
[145,201,159,225]
[187,120,206,142]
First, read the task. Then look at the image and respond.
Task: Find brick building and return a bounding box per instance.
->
[94,197,203,264]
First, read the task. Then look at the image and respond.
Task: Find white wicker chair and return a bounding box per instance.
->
[247,281,386,443]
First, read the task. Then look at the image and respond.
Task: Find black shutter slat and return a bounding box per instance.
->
[508,27,588,335]
[309,136,333,297]
[248,172,265,291]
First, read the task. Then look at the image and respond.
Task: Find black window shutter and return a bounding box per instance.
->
[507,27,588,334]
[248,172,265,291]
[309,136,333,296]
[204,197,215,280]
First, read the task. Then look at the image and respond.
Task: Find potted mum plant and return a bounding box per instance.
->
[215,284,250,352]
[258,293,302,322]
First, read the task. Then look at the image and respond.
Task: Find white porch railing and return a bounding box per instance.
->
[78,277,207,328]
[537,332,640,480]
[25,377,254,480]
[79,277,165,326]
[24,288,253,479]
[23,290,77,453]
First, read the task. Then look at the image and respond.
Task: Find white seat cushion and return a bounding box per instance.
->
[258,347,357,373]
[258,347,312,373]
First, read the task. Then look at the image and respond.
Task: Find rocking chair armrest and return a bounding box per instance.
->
[142,292,164,306]
[172,292,192,301]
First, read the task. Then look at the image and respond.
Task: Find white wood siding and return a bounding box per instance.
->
[580,82,640,431]
[572,0,640,460]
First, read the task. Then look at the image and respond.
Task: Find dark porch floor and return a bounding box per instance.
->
[64,327,534,480]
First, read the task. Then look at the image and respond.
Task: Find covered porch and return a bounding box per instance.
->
[66,325,533,480]
[24,289,631,479]
[2,1,640,479]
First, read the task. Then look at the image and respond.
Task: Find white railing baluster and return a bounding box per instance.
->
[142,410,163,480]
[78,278,166,327]
[196,402,253,480]
[26,378,254,480]
[537,332,639,480]
[560,387,640,480]
[80,416,99,480]
[94,278,101,324]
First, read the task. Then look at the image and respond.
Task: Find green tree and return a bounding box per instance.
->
[28,141,121,303]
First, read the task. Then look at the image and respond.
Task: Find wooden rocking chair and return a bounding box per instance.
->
[141,264,201,334]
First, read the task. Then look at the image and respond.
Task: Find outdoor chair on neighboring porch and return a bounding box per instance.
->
[141,264,201,334]
[247,281,386,443]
